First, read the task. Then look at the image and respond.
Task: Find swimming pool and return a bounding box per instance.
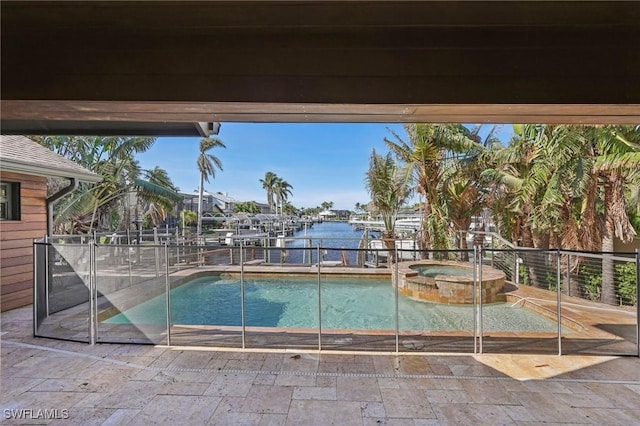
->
[104,275,561,333]
[409,264,474,278]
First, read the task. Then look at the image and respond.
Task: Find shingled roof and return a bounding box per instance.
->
[0,135,102,183]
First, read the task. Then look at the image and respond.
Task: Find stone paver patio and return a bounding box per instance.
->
[2,305,640,425]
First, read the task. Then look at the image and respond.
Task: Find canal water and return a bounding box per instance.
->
[283,221,366,265]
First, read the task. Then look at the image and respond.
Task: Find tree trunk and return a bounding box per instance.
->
[519,219,545,288]
[578,174,602,251]
[601,178,616,305]
[420,200,431,257]
[459,230,469,261]
[382,231,397,268]
[197,173,204,236]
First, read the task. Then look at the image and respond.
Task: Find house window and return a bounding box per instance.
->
[0,182,20,221]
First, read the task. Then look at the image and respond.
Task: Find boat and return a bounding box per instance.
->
[348,216,421,233]
[367,238,419,261]
[356,227,419,267]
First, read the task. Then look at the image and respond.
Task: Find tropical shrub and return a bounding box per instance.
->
[615,262,637,305]
[578,265,602,302]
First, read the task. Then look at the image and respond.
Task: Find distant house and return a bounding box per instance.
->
[180,190,272,216]
[181,190,240,215]
[211,192,238,213]
[333,210,352,220]
[181,191,222,216]
[0,135,101,311]
[254,202,271,214]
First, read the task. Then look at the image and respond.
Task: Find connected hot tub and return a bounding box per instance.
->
[396,260,506,304]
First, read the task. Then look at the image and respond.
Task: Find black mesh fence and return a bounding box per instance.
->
[32,238,639,356]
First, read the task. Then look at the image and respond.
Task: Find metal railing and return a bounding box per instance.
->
[33,236,639,356]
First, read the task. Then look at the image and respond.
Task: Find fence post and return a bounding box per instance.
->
[266,237,270,263]
[317,245,322,351]
[394,245,399,353]
[557,248,562,356]
[125,230,133,287]
[175,228,181,266]
[165,242,171,346]
[89,240,97,345]
[478,245,483,354]
[566,252,571,297]
[636,248,639,358]
[240,240,246,349]
[154,227,160,277]
[302,238,306,264]
[473,245,478,354]
[511,247,516,283]
[33,240,40,336]
[490,235,495,267]
[44,234,50,316]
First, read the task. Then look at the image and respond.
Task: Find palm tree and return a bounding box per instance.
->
[36,136,162,233]
[442,125,497,257]
[234,201,260,214]
[365,149,411,267]
[481,124,640,299]
[136,166,181,228]
[480,125,557,274]
[260,171,279,213]
[281,201,298,215]
[520,125,597,250]
[481,124,553,248]
[274,178,293,215]
[522,124,639,300]
[583,125,640,304]
[443,175,483,258]
[385,124,479,252]
[196,137,226,236]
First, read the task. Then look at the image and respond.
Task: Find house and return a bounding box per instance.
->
[254,203,272,215]
[0,135,101,312]
[181,190,239,215]
[211,192,238,214]
[181,190,223,216]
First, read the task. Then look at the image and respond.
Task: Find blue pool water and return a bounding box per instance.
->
[105,275,562,333]
[410,264,474,278]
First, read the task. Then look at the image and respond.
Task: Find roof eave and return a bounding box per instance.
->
[1,160,103,183]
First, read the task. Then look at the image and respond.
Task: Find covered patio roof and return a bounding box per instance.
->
[1,1,639,134]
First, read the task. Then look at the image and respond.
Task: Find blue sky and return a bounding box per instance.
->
[137,123,512,211]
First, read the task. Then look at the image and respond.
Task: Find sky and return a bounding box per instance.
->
[137,123,512,211]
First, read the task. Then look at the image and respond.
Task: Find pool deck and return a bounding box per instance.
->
[6,265,639,424]
[2,304,640,425]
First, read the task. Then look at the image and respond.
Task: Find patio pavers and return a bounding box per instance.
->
[2,305,640,425]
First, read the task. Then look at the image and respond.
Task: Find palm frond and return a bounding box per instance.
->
[134,179,182,202]
[593,152,640,172]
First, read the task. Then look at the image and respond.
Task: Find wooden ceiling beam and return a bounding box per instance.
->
[2,1,639,132]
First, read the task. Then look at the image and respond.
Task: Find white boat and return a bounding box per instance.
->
[348,216,421,232]
[223,231,269,246]
[368,238,418,260]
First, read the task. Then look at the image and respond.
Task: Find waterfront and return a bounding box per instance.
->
[284,221,367,265]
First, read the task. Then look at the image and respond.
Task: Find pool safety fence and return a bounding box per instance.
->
[33,237,639,357]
